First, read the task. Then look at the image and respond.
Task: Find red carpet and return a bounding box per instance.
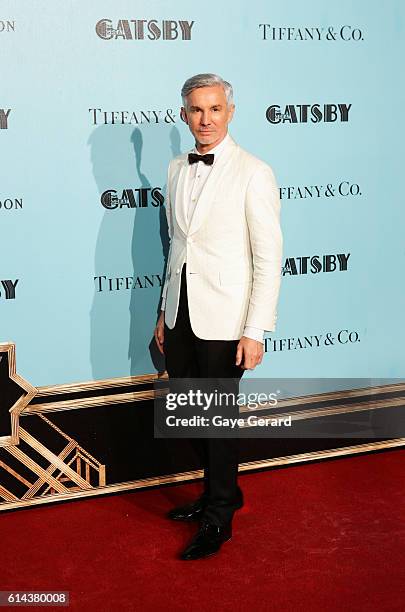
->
[1,449,404,611]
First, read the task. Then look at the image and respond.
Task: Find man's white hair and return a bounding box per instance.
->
[181,73,234,108]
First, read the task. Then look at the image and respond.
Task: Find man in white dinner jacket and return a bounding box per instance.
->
[154,73,283,560]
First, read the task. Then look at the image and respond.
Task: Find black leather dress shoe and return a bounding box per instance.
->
[166,497,206,522]
[180,520,232,560]
[167,488,244,522]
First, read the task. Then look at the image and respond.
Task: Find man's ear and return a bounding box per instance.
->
[227,103,235,124]
[180,106,188,124]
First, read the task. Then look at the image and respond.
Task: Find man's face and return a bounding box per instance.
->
[181,84,235,150]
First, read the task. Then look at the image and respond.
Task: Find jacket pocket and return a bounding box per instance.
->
[219,267,252,286]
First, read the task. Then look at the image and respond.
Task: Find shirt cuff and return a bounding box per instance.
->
[243,326,264,344]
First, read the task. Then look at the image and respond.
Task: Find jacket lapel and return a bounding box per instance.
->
[173,135,238,237]
[188,135,238,236]
[173,158,189,236]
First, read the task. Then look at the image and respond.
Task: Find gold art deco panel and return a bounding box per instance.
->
[0,343,106,505]
[1,342,404,512]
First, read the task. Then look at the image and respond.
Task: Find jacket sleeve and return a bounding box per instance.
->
[160,161,173,311]
[244,163,283,331]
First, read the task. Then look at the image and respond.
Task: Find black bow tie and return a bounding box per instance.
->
[188,152,215,166]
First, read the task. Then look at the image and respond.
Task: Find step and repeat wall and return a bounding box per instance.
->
[1,1,404,389]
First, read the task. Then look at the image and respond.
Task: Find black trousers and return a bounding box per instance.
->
[164,263,244,526]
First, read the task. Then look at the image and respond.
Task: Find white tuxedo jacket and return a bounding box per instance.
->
[161,134,283,340]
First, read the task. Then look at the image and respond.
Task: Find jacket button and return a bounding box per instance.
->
[176,268,180,274]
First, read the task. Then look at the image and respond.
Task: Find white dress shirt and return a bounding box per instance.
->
[161,133,264,344]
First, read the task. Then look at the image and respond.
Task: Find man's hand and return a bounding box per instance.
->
[235,336,264,370]
[154,311,165,355]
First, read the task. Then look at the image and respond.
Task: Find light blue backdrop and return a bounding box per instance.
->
[1,1,404,387]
